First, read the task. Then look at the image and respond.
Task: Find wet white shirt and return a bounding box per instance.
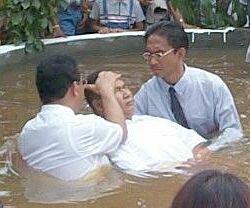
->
[18,104,122,181]
[110,115,206,174]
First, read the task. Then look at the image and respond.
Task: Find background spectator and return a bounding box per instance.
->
[90,0,145,34]
[145,0,171,26]
[52,0,84,37]
[170,169,250,208]
[77,0,96,34]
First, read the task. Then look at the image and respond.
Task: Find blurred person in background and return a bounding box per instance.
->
[170,169,250,208]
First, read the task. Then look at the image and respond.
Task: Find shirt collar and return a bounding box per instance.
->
[41,104,75,115]
[112,0,128,5]
[156,64,191,95]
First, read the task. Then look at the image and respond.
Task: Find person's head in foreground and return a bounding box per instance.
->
[170,169,250,208]
[143,20,188,84]
[85,71,134,119]
[36,55,86,113]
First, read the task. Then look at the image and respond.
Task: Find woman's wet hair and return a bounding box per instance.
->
[170,169,250,208]
[36,55,80,104]
[145,21,188,50]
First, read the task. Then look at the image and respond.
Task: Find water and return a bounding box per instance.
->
[0,48,249,207]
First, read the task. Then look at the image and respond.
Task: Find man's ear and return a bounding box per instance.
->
[71,81,81,97]
[92,99,104,117]
[176,47,186,59]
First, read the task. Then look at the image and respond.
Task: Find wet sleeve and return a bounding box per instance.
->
[208,78,243,151]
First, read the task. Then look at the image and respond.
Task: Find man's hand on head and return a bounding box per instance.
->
[91,71,127,143]
[84,71,121,97]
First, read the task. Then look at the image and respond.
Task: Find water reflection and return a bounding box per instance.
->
[0,48,249,207]
[20,165,124,204]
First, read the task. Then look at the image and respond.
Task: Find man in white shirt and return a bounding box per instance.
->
[18,55,127,181]
[85,71,208,175]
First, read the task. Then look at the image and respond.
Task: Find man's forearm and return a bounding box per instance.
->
[95,71,128,143]
[91,20,102,32]
[91,24,101,32]
[101,95,127,143]
[130,22,144,31]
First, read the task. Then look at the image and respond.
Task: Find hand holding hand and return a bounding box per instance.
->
[109,28,126,33]
[52,26,66,38]
[98,27,111,34]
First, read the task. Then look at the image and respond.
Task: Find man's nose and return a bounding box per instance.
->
[148,55,158,66]
[123,88,132,98]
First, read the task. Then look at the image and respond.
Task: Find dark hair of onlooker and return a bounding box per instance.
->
[170,169,250,208]
[36,55,80,104]
[84,70,102,115]
[145,21,188,51]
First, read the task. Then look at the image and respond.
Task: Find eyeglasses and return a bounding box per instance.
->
[79,73,88,85]
[142,48,175,61]
[82,79,88,85]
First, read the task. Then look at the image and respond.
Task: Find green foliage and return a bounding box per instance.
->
[171,0,201,25]
[229,0,247,26]
[199,0,227,28]
[171,0,247,28]
[0,0,248,52]
[0,0,67,53]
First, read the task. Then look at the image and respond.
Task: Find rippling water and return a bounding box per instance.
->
[0,48,249,207]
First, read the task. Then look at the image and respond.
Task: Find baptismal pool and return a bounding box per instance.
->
[0,47,249,208]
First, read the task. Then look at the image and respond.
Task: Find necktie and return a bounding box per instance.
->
[169,87,189,129]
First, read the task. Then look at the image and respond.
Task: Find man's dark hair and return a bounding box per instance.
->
[145,21,188,50]
[36,55,80,104]
[84,70,102,115]
[170,169,250,208]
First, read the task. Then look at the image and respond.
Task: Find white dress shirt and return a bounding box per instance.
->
[18,104,122,181]
[110,115,206,174]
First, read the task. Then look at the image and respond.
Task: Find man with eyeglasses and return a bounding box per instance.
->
[18,55,127,181]
[135,21,243,159]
